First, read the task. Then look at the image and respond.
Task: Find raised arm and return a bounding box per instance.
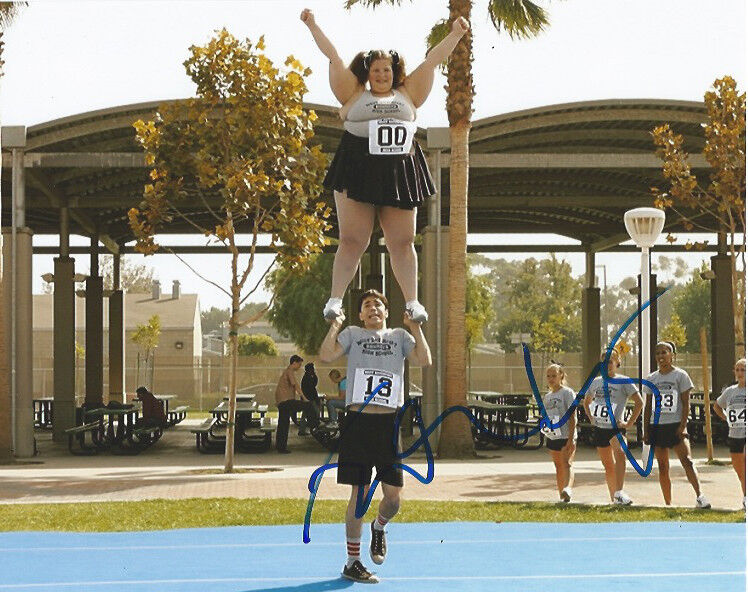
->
[301,8,361,105]
[402,16,470,108]
[319,314,346,362]
[404,314,432,367]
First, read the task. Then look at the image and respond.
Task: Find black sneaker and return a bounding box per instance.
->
[342,560,379,584]
[369,520,386,565]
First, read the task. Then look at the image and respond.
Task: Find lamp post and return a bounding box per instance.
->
[624,208,665,467]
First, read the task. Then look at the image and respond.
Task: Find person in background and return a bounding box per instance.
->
[643,341,710,509]
[274,355,319,453]
[583,349,643,505]
[300,362,322,435]
[541,363,577,503]
[713,358,746,509]
[326,369,347,427]
[135,386,167,429]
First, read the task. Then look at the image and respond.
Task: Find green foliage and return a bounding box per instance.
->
[466,269,495,352]
[99,256,156,293]
[237,333,279,357]
[672,266,711,353]
[130,315,161,354]
[129,28,331,276]
[266,254,333,354]
[201,302,268,334]
[1,498,740,532]
[661,312,688,349]
[488,0,549,39]
[485,255,582,352]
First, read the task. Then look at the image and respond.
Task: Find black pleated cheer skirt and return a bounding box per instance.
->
[323,131,435,210]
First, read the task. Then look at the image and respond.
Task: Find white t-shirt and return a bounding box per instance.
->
[588,376,638,428]
[643,367,694,425]
[337,326,415,409]
[541,386,577,440]
[716,384,746,439]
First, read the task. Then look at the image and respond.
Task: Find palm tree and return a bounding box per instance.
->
[0,1,27,459]
[346,0,550,457]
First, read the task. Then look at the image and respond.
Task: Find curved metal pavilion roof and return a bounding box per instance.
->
[1,98,713,251]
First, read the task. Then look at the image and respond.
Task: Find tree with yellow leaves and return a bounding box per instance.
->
[652,75,745,357]
[129,30,330,471]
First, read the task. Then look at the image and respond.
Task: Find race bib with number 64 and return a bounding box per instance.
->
[368,118,417,155]
[351,368,402,409]
[727,405,746,429]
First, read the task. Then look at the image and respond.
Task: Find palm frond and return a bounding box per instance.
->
[426,18,450,72]
[488,0,550,39]
[0,2,26,31]
[344,0,405,9]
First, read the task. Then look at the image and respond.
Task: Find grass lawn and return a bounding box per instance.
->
[0,498,743,532]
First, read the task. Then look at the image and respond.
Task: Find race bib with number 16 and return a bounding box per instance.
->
[368,118,417,155]
[351,368,402,409]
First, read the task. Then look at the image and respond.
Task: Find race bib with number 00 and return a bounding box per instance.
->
[351,368,402,409]
[368,118,417,155]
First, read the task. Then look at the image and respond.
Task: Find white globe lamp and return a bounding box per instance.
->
[624,207,665,467]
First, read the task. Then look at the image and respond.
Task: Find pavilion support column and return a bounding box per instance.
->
[420,226,448,450]
[109,253,125,403]
[711,252,735,395]
[85,233,104,408]
[53,256,76,441]
[2,227,34,457]
[582,250,601,381]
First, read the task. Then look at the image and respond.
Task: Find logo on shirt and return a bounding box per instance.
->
[357,336,396,357]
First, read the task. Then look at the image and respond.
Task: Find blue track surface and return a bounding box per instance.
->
[0,521,744,591]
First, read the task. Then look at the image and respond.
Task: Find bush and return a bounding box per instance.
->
[237,333,279,357]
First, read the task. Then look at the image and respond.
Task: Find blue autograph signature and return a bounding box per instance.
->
[303,291,667,543]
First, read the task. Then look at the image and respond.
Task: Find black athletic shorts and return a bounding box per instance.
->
[592,426,626,448]
[546,437,569,451]
[728,437,746,454]
[648,422,682,448]
[337,411,403,487]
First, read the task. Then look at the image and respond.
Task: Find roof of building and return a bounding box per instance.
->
[33,292,200,330]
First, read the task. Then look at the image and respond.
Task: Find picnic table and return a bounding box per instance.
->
[33,397,54,429]
[222,393,256,402]
[64,403,163,455]
[190,400,273,453]
[467,396,541,449]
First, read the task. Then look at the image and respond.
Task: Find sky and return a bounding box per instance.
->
[1,0,745,311]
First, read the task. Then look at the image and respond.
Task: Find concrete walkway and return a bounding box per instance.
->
[1,420,744,511]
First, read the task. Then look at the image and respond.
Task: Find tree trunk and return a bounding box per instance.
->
[223,284,240,472]
[437,0,475,458]
[438,121,475,457]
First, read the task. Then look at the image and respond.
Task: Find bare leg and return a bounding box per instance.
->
[730,452,746,496]
[378,482,402,523]
[673,438,702,496]
[331,191,376,299]
[612,436,627,492]
[655,447,671,505]
[565,442,576,489]
[549,449,567,496]
[597,445,617,501]
[345,484,368,540]
[378,205,418,302]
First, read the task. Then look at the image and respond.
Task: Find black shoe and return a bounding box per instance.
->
[276,448,291,454]
[342,560,379,584]
[369,521,386,565]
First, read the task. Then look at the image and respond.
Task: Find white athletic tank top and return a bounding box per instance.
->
[343,88,416,138]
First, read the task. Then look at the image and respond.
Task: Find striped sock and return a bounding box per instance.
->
[373,514,388,532]
[346,537,361,566]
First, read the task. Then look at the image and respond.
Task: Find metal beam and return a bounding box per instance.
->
[31,243,740,255]
[2,151,710,170]
[26,170,120,255]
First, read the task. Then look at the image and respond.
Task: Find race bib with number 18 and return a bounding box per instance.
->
[368,118,417,155]
[351,368,402,409]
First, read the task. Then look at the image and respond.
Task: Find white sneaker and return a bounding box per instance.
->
[695,495,711,510]
[405,300,428,323]
[560,487,572,503]
[614,490,633,505]
[323,297,343,321]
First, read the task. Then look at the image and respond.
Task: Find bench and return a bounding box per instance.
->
[509,419,545,450]
[190,417,222,453]
[238,411,274,452]
[166,405,190,427]
[64,422,105,455]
